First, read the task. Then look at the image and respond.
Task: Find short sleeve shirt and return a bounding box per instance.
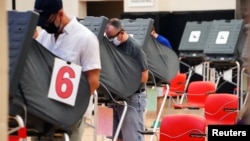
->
[117,36,148,89]
[117,36,148,71]
[36,17,101,72]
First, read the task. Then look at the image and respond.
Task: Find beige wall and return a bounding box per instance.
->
[124,0,163,12]
[63,0,87,18]
[9,0,237,17]
[124,0,236,12]
[169,0,236,11]
[0,0,8,140]
[6,0,87,18]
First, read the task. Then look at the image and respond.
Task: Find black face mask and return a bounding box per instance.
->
[41,22,60,34]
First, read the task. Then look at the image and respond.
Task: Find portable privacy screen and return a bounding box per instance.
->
[178,21,212,58]
[120,18,154,48]
[203,20,246,99]
[203,19,246,62]
[177,21,213,82]
[81,17,141,99]
[121,18,180,82]
[9,11,90,134]
[81,17,140,141]
[12,40,90,133]
[8,11,38,98]
[79,16,108,40]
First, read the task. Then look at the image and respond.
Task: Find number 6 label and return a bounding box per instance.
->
[48,58,82,106]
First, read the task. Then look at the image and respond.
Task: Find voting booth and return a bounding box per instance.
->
[203,19,246,104]
[9,11,91,140]
[121,18,179,138]
[177,21,213,103]
[81,16,143,141]
[121,18,179,82]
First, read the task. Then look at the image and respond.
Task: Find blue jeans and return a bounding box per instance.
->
[112,91,147,141]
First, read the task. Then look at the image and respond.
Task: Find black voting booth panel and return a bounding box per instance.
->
[9,11,90,135]
[121,18,180,82]
[99,37,142,99]
[203,19,246,63]
[79,16,107,40]
[8,10,38,132]
[178,21,212,70]
[8,11,38,98]
[202,19,246,95]
[120,19,153,47]
[13,40,90,133]
[81,16,141,99]
[146,36,180,82]
[178,21,212,58]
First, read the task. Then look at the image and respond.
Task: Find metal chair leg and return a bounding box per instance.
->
[149,84,169,141]
[113,101,128,141]
[63,133,70,141]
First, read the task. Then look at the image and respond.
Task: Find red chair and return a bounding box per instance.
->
[174,81,216,109]
[165,73,187,109]
[204,93,238,125]
[8,116,27,141]
[160,114,206,141]
[169,73,187,93]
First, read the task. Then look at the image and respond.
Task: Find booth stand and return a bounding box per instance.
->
[178,21,213,103]
[203,19,246,109]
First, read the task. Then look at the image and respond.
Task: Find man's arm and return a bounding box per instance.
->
[156,35,172,49]
[136,46,148,83]
[141,69,149,83]
[84,69,100,95]
[151,31,172,49]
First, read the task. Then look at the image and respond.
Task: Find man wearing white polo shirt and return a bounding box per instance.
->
[34,0,101,140]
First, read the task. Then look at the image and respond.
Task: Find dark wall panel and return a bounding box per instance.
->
[87,1,123,19]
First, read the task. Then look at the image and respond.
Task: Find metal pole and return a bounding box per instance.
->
[149,84,169,141]
[113,101,127,141]
[93,92,98,141]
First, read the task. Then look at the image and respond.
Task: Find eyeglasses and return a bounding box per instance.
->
[107,30,123,41]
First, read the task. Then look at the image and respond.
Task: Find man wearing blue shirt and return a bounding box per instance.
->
[151,27,172,49]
